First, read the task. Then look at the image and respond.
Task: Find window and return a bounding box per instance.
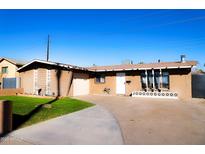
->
[140,71,147,89]
[162,71,169,89]
[140,70,154,90]
[95,74,105,83]
[154,71,160,89]
[147,71,153,89]
[140,70,169,91]
[2,67,8,74]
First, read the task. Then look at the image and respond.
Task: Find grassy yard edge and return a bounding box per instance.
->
[0,96,95,129]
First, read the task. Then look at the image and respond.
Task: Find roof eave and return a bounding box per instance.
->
[17,59,89,72]
[88,65,193,72]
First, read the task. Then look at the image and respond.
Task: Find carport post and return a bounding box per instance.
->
[159,69,162,89]
[145,70,148,91]
[152,69,155,90]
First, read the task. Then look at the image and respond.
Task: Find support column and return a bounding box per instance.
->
[159,69,162,89]
[152,69,155,90]
[66,71,73,96]
[145,70,148,91]
[33,69,38,95]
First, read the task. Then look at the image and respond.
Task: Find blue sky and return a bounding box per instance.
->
[0,9,205,69]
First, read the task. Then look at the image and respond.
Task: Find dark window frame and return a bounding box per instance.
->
[95,74,106,84]
[2,66,8,74]
[154,70,160,89]
[140,70,170,90]
[147,70,153,89]
[162,71,170,90]
[140,71,147,90]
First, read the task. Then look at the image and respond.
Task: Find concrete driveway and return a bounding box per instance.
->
[76,95,205,145]
[0,105,123,145]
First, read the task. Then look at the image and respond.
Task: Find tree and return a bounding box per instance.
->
[197,69,204,73]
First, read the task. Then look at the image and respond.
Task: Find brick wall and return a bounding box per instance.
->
[0,88,23,96]
[20,70,34,95]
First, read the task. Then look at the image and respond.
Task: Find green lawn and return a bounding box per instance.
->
[0,96,94,129]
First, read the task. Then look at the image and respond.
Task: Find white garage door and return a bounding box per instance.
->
[73,74,89,96]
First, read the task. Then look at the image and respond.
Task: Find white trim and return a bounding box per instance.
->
[152,67,166,69]
[121,68,133,71]
[114,69,125,71]
[179,66,192,68]
[16,77,21,88]
[18,59,194,72]
[159,69,162,89]
[92,65,193,72]
[166,66,179,69]
[152,69,155,90]
[145,70,148,90]
[18,59,87,71]
[46,69,51,96]
[18,59,57,71]
[139,68,152,70]
[33,69,38,95]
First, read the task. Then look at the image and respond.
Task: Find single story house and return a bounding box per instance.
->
[17,58,197,100]
[0,57,26,89]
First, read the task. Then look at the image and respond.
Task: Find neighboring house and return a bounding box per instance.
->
[0,57,26,89]
[18,57,197,100]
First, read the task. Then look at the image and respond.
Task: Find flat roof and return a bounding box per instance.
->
[87,61,197,72]
[18,59,197,72]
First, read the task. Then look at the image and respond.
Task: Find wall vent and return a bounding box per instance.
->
[132,91,178,99]
[180,55,186,63]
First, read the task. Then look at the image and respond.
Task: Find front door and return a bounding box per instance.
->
[116,73,125,94]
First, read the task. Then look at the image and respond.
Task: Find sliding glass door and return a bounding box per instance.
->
[162,71,169,89]
[141,71,147,90]
[140,70,169,91]
[154,71,160,89]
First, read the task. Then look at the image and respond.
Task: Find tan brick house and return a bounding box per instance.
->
[18,59,89,97]
[18,58,197,100]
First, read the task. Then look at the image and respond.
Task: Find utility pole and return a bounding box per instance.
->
[46,35,50,61]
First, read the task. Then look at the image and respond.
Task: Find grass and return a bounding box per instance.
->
[0,96,94,129]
